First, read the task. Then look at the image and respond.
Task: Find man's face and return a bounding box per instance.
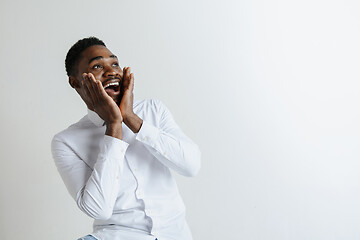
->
[75,45,123,104]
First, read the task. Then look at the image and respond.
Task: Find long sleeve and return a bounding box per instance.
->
[51,135,129,220]
[135,100,201,177]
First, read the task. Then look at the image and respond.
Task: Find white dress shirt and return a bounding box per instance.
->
[51,99,201,240]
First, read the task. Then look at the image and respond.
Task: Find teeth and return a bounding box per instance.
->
[104,82,119,89]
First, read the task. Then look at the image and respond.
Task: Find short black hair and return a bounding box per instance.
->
[65,37,106,76]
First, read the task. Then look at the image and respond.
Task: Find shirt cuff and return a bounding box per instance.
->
[99,135,129,161]
[136,121,160,146]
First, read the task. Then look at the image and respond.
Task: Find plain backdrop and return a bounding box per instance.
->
[1,0,360,239]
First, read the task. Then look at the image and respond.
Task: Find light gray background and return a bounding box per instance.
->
[1,0,360,239]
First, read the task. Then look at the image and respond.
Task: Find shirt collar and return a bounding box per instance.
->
[87,109,105,127]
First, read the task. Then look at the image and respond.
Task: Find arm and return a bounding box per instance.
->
[136,100,201,177]
[51,135,128,220]
[52,73,125,220]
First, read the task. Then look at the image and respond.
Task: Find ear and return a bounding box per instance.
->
[69,76,80,89]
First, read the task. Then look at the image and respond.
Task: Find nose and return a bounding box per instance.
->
[103,65,122,78]
[103,66,117,77]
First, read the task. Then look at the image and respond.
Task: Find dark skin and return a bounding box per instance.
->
[68,45,143,140]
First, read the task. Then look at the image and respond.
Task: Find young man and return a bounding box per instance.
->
[51,37,201,240]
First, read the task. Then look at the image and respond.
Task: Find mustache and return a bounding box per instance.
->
[102,76,122,86]
[106,75,122,81]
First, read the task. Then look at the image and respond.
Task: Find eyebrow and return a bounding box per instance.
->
[88,55,118,64]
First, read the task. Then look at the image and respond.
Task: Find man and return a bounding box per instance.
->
[51,37,201,240]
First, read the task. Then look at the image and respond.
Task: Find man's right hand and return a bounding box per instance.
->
[76,73,123,139]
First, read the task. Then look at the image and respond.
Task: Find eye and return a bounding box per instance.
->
[112,62,120,67]
[92,64,102,69]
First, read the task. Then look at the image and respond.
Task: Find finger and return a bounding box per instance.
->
[80,74,90,96]
[84,74,99,103]
[126,67,131,80]
[88,73,102,100]
[81,73,89,93]
[124,67,131,89]
[89,73,107,99]
[129,73,134,92]
[121,67,128,89]
[96,79,111,100]
[78,80,92,101]
[80,78,93,105]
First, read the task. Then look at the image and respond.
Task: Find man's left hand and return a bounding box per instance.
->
[120,67,143,133]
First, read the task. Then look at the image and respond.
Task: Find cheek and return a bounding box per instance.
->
[87,69,103,79]
[93,73,103,80]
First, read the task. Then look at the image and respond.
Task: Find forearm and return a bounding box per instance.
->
[52,136,128,221]
[76,136,128,220]
[136,121,201,177]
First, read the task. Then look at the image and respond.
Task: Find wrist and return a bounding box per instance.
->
[105,122,123,140]
[122,111,134,123]
[123,113,143,133]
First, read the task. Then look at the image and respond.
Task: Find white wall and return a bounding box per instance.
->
[1,0,360,239]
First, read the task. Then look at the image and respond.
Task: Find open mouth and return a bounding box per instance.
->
[103,81,121,95]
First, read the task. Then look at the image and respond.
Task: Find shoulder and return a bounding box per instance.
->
[134,98,168,113]
[133,99,171,124]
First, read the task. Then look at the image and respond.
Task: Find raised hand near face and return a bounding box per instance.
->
[78,73,123,125]
[119,67,143,133]
[119,67,135,118]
